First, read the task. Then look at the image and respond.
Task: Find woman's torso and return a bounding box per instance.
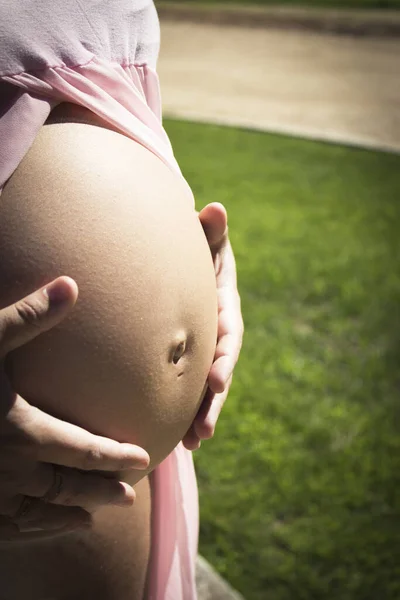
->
[0,3,209,596]
[0,105,217,598]
[0,103,218,482]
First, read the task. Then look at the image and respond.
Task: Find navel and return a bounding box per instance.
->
[172,339,186,365]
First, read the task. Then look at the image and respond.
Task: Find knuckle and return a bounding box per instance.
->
[81,444,103,470]
[14,298,44,329]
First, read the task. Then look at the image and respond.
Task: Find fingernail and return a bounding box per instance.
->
[122,447,150,469]
[43,280,70,306]
[113,482,135,507]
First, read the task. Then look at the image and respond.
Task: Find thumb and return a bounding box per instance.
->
[198,203,228,248]
[0,277,78,358]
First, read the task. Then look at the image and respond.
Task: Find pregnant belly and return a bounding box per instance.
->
[0,106,218,483]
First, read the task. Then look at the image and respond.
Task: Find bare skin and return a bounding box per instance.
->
[184,202,244,449]
[0,105,218,476]
[0,103,243,598]
[0,477,152,600]
[0,278,152,598]
[0,276,150,540]
[0,103,218,598]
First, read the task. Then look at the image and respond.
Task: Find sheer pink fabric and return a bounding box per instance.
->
[0,53,198,600]
[0,57,191,193]
[150,443,199,600]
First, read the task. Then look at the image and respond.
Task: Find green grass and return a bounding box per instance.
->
[164,119,400,600]
[159,0,400,10]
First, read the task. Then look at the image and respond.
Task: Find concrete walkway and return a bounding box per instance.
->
[158,14,400,153]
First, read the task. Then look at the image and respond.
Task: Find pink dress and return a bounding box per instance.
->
[0,2,199,598]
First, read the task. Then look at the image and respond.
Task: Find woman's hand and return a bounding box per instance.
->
[0,277,149,541]
[183,203,244,450]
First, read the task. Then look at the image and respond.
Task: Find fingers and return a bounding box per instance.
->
[182,386,216,450]
[48,470,135,509]
[0,277,78,358]
[208,355,233,394]
[195,379,232,440]
[0,463,137,540]
[0,463,135,511]
[208,289,243,394]
[184,380,232,447]
[189,206,243,450]
[7,394,150,472]
[8,497,91,533]
[0,276,148,539]
[209,304,236,392]
[0,495,92,542]
[182,423,202,451]
[198,203,228,249]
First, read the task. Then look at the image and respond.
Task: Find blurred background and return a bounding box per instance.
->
[157,2,400,599]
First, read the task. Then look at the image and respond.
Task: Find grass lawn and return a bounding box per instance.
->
[159,0,400,10]
[165,119,400,600]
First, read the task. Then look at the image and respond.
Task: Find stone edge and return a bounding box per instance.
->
[196,555,246,600]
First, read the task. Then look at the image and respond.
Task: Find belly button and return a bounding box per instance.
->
[172,340,186,364]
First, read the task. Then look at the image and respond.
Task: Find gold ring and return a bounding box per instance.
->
[42,466,63,503]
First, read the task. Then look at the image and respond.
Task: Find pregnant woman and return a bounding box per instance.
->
[0,1,243,599]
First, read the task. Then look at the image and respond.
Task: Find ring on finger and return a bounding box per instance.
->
[42,465,63,503]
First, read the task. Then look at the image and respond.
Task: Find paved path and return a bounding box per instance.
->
[158,20,400,153]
